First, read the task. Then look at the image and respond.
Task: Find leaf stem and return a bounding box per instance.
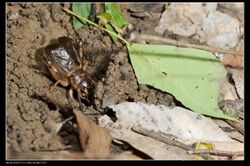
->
[63,7,131,46]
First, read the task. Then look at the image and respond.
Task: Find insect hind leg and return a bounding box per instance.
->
[49,80,62,92]
[77,92,84,112]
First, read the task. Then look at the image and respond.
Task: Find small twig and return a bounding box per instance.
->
[188,149,244,157]
[132,126,244,157]
[226,120,244,135]
[62,8,131,46]
[129,32,243,56]
[132,126,193,151]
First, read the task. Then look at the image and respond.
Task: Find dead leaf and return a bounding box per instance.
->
[213,119,243,142]
[219,78,239,101]
[7,110,113,160]
[232,156,244,160]
[99,115,192,160]
[98,103,243,160]
[107,102,233,142]
[227,68,244,99]
[112,151,144,160]
[226,119,244,135]
[192,141,243,154]
[74,110,112,159]
[221,54,244,68]
[211,141,243,152]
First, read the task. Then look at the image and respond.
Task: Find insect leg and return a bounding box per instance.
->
[67,88,74,105]
[61,116,74,125]
[77,92,84,112]
[82,61,89,71]
[49,80,62,92]
[77,41,84,69]
[79,42,90,72]
[55,116,75,133]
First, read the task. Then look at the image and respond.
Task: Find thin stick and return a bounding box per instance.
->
[129,32,243,56]
[226,120,244,135]
[132,126,244,157]
[62,8,131,47]
[132,126,193,151]
[188,149,244,157]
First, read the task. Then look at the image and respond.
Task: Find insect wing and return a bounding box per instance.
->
[45,40,80,75]
[58,37,81,67]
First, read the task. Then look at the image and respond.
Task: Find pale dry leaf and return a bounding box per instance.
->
[99,115,192,160]
[213,119,243,142]
[219,78,239,101]
[235,38,244,54]
[226,120,244,135]
[112,151,144,160]
[74,110,112,159]
[218,3,244,23]
[232,156,244,160]
[221,54,244,68]
[227,68,244,99]
[108,102,233,142]
[211,141,243,152]
[99,102,244,160]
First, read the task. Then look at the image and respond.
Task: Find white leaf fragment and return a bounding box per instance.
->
[99,102,242,159]
[108,102,233,142]
[98,115,193,160]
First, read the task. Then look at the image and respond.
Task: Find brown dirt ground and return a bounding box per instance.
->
[6,3,175,155]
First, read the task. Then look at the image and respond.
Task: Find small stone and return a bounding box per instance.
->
[8,12,20,20]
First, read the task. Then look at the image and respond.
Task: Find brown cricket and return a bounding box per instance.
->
[44,36,94,111]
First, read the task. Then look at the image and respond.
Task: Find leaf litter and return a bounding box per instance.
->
[73,109,112,159]
[98,102,243,159]
[155,3,241,50]
[8,110,113,160]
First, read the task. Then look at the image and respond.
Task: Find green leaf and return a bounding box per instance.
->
[97,12,117,41]
[127,43,236,120]
[97,3,127,41]
[105,24,118,41]
[105,3,127,28]
[97,12,113,25]
[72,3,91,30]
